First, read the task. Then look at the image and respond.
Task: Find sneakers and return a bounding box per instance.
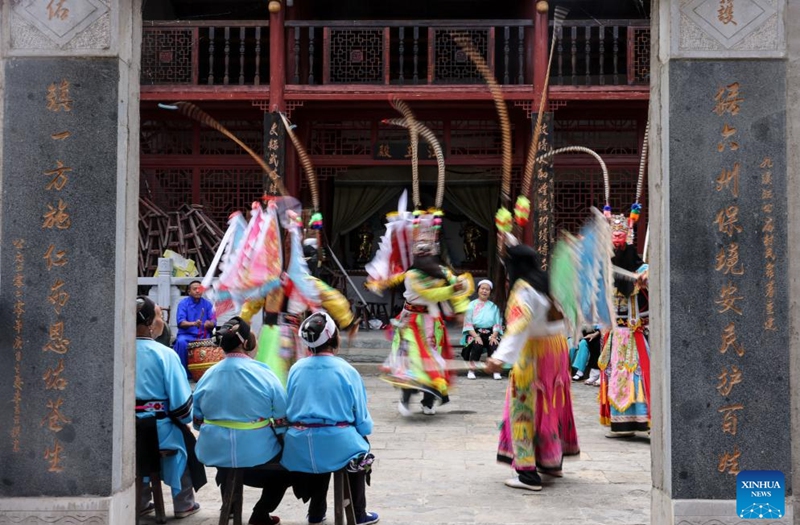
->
[175,502,200,519]
[504,476,542,491]
[308,516,326,524]
[467,370,476,380]
[493,372,502,380]
[357,512,380,525]
[397,401,412,417]
[421,405,436,415]
[584,369,601,386]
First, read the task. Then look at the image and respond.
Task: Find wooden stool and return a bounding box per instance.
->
[136,417,175,525]
[219,469,245,525]
[353,302,371,330]
[333,469,357,525]
[367,302,389,325]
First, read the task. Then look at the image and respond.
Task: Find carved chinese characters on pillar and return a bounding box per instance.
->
[760,157,776,331]
[11,240,26,453]
[712,81,744,476]
[717,0,737,26]
[40,78,74,473]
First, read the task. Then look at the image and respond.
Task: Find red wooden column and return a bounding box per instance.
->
[269,2,286,112]
[532,1,549,102]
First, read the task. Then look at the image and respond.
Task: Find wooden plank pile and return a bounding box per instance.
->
[139,198,224,277]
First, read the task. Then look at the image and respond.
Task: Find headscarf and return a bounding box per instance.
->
[298,312,339,351]
[504,244,549,296]
[212,316,253,352]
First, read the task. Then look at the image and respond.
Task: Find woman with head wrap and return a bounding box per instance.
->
[460,279,504,380]
[282,312,379,525]
[135,296,204,519]
[192,316,290,525]
[484,236,580,491]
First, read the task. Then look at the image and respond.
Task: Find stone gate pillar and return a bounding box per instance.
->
[651,1,796,524]
[0,0,140,523]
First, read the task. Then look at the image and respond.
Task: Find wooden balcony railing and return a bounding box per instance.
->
[550,19,649,86]
[285,20,533,85]
[141,21,270,86]
[140,19,649,88]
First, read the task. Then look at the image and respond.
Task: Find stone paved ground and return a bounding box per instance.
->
[142,370,651,525]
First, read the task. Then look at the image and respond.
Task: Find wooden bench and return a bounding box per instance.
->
[219,466,356,525]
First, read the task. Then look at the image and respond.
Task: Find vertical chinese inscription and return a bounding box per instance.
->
[532,115,554,269]
[265,119,281,195]
[11,239,26,453]
[759,157,776,331]
[712,80,744,476]
[40,78,74,473]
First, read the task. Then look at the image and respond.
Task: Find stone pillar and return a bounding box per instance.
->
[0,0,140,523]
[651,1,793,524]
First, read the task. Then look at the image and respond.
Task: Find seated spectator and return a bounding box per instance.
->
[460,279,503,380]
[282,312,379,525]
[193,316,290,525]
[135,296,205,519]
[174,280,216,379]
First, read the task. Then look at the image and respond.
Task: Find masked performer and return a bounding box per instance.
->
[485,237,580,492]
[598,214,650,436]
[379,210,473,416]
[239,199,356,386]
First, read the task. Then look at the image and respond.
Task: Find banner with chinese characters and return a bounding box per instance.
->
[263,112,286,195]
[668,60,789,500]
[0,59,120,497]
[531,112,554,269]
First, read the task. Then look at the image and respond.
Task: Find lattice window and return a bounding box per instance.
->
[198,169,263,228]
[554,168,642,235]
[310,121,372,156]
[141,28,194,85]
[327,29,386,84]
[140,120,194,155]
[301,167,348,189]
[553,119,639,156]
[450,120,514,156]
[199,120,263,155]
[432,29,490,84]
[631,27,650,85]
[140,169,193,212]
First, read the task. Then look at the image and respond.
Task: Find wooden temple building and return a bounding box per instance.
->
[139,0,650,292]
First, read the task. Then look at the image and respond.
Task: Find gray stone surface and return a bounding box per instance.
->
[141,375,653,525]
[672,0,785,58]
[0,58,120,497]
[668,59,789,500]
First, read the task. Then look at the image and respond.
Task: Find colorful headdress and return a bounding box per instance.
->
[609,213,633,245]
[411,209,443,256]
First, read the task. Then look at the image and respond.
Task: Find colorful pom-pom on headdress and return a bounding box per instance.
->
[309,212,323,230]
[603,204,612,218]
[495,207,513,233]
[628,202,642,224]
[514,196,531,228]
